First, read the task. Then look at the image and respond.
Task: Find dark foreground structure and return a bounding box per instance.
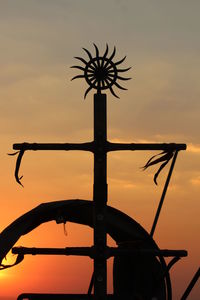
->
[0,45,199,299]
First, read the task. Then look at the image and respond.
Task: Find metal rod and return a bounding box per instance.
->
[150,150,179,237]
[13,142,94,152]
[17,294,115,300]
[107,142,186,152]
[93,93,107,299]
[12,246,187,258]
[180,267,200,300]
[12,247,93,257]
[13,142,186,152]
[88,272,94,295]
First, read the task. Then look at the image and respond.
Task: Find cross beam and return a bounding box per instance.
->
[13,93,186,300]
[13,142,186,152]
[12,246,188,258]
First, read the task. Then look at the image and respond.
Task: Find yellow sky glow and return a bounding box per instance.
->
[0,1,200,299]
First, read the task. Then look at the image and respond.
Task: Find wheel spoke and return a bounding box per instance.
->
[72,45,131,98]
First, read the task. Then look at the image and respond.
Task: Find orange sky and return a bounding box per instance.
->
[0,1,200,299]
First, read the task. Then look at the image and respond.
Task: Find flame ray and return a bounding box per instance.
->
[117,75,131,81]
[74,56,88,65]
[71,74,85,81]
[71,65,85,71]
[114,81,127,90]
[115,56,126,65]
[109,86,119,98]
[82,47,93,60]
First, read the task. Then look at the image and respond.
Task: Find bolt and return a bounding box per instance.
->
[97,275,103,282]
[97,214,104,221]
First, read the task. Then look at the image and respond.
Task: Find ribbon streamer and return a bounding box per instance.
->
[0,253,24,270]
[8,150,25,187]
[142,150,174,185]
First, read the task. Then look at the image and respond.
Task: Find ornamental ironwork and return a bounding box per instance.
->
[0,44,198,300]
[71,44,131,98]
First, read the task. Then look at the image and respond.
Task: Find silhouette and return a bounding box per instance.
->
[0,199,170,299]
[0,44,198,299]
[71,44,131,99]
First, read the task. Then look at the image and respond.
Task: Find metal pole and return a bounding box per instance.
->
[180,267,200,300]
[150,150,178,237]
[13,142,186,152]
[93,93,107,299]
[12,246,187,258]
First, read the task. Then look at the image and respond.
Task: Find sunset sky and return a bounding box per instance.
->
[0,0,200,299]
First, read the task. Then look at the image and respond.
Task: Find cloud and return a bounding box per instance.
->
[109,177,139,189]
[187,144,200,154]
[190,176,200,186]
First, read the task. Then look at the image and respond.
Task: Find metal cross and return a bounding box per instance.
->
[12,45,186,300]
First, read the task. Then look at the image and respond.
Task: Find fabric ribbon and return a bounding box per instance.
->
[142,150,175,185]
[8,150,25,187]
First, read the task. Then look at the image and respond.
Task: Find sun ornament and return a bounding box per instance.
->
[71,44,131,99]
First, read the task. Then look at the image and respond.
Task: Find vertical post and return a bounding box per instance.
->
[93,93,107,299]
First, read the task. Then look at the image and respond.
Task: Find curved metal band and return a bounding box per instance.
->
[0,199,168,298]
